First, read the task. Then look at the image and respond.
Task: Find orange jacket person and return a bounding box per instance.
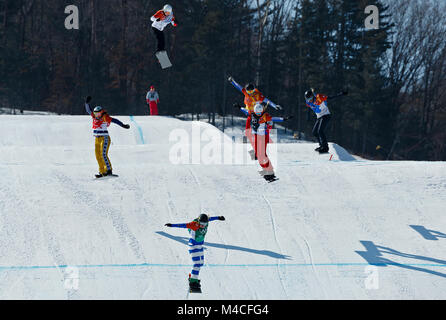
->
[85,96,130,178]
[228,76,282,159]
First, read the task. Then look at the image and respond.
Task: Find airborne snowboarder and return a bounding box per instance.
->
[165,214,226,293]
[85,96,130,178]
[305,88,348,154]
[151,4,178,68]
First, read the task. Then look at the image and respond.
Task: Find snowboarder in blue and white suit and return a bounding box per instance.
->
[165,214,225,291]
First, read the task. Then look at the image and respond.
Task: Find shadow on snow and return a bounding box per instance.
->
[156,231,292,260]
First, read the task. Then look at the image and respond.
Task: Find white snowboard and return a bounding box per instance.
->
[156,51,172,69]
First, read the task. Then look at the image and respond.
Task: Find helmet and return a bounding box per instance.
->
[254,103,264,116]
[93,106,104,113]
[198,214,209,225]
[163,4,172,14]
[245,83,255,94]
[93,106,104,117]
[305,89,315,101]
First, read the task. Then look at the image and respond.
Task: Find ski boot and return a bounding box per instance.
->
[188,275,202,293]
[95,173,104,179]
[315,146,322,152]
[264,173,278,183]
[318,146,329,154]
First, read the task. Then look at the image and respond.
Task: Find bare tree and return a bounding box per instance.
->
[255,0,271,85]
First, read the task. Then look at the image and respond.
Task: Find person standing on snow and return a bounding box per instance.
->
[146,86,160,116]
[236,102,292,182]
[165,213,226,293]
[228,76,282,160]
[151,4,178,53]
[305,88,348,154]
[85,96,130,178]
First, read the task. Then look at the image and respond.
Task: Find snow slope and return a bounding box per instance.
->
[0,115,445,300]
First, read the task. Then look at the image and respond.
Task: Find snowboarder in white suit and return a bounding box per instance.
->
[151,4,178,53]
[165,214,225,292]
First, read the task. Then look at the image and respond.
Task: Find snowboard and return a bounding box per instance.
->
[94,174,119,180]
[266,177,279,183]
[189,286,202,294]
[155,50,172,69]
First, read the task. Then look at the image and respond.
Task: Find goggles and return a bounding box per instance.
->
[199,222,208,228]
[246,89,255,95]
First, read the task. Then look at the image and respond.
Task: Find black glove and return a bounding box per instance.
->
[85,96,92,103]
[283,116,294,121]
[165,223,172,227]
[123,124,130,129]
[156,18,161,22]
[233,103,243,109]
[218,216,225,221]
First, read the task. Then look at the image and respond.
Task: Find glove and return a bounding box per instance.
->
[228,76,234,82]
[85,96,92,103]
[218,216,225,221]
[156,18,161,22]
[284,116,294,121]
[123,124,130,129]
[275,105,283,110]
[233,103,242,109]
[165,223,172,227]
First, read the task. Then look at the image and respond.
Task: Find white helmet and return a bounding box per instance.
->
[254,103,264,116]
[163,4,172,14]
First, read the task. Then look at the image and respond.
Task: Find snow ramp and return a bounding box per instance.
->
[0,115,445,299]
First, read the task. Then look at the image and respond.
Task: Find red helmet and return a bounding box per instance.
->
[150,86,155,90]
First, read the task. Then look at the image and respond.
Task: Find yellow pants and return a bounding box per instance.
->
[95,136,112,174]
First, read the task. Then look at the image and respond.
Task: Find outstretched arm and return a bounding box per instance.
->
[328,91,348,100]
[228,76,244,93]
[209,216,225,222]
[165,223,188,228]
[111,118,130,129]
[172,16,178,27]
[239,108,250,116]
[271,116,293,122]
[263,98,282,110]
[85,96,92,115]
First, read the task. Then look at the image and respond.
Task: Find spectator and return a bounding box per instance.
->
[146,85,160,116]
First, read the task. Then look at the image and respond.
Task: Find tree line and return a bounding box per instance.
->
[0,0,445,160]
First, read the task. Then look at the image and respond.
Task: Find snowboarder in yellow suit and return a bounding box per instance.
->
[85,96,130,178]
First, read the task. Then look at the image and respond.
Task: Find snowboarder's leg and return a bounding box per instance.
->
[95,137,107,175]
[312,118,322,147]
[257,134,273,172]
[102,136,113,174]
[245,116,255,150]
[152,27,165,52]
[318,115,331,152]
[189,245,204,285]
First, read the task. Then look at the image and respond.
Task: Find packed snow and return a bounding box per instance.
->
[0,115,445,299]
